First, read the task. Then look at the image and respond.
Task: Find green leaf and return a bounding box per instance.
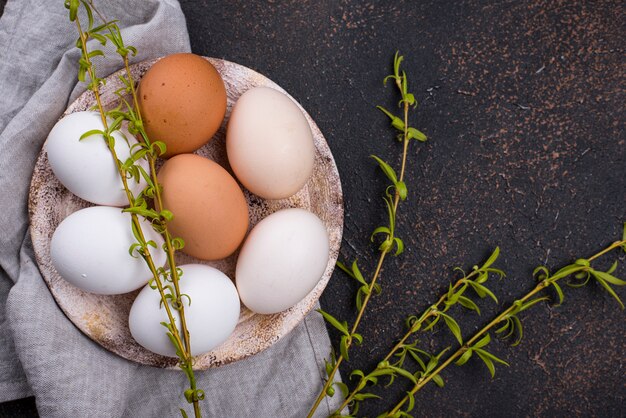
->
[353,393,382,401]
[422,315,440,331]
[550,264,583,281]
[183,389,194,403]
[91,32,107,45]
[574,258,590,267]
[88,49,104,59]
[68,0,79,21]
[180,409,188,418]
[336,260,356,280]
[405,392,415,412]
[370,155,398,183]
[371,226,391,241]
[607,260,618,275]
[455,348,473,366]
[495,318,511,335]
[487,267,506,280]
[425,347,449,373]
[79,129,104,141]
[481,247,500,269]
[334,381,349,398]
[387,365,418,384]
[567,271,591,288]
[396,181,408,200]
[533,265,550,280]
[439,312,463,345]
[431,374,445,387]
[340,335,350,360]
[350,369,364,381]
[591,270,626,286]
[160,210,174,222]
[408,349,427,371]
[476,348,510,367]
[473,333,491,349]
[317,309,350,336]
[83,1,94,30]
[407,127,427,142]
[518,296,550,313]
[384,196,396,233]
[394,237,405,256]
[128,243,141,258]
[152,141,167,156]
[376,106,405,131]
[509,315,523,346]
[551,281,564,306]
[475,349,495,378]
[467,280,498,303]
[393,51,403,77]
[356,286,365,310]
[457,295,481,315]
[593,276,625,309]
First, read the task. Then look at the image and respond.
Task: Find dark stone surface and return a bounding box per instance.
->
[177,1,625,417]
[1,0,624,417]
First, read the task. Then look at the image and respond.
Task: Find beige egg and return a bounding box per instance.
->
[226,87,315,200]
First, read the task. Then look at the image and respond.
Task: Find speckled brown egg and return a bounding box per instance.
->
[157,154,249,260]
[138,53,227,157]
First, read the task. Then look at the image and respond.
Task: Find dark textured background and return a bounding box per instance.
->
[1,0,625,417]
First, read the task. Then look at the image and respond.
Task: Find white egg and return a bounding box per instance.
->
[236,208,329,314]
[226,87,315,200]
[50,206,166,294]
[129,264,240,357]
[46,111,148,206]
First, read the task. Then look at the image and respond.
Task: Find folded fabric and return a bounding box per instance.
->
[0,0,343,416]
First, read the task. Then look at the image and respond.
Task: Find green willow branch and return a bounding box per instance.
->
[306,51,427,418]
[85,4,203,415]
[333,248,504,415]
[66,1,201,416]
[385,238,626,417]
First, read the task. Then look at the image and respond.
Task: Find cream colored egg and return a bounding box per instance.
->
[236,208,329,314]
[226,87,315,200]
[46,111,147,206]
[50,206,166,295]
[129,264,240,357]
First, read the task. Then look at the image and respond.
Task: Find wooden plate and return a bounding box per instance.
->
[28,57,343,369]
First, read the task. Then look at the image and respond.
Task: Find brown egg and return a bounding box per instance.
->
[138,53,227,157]
[157,154,249,260]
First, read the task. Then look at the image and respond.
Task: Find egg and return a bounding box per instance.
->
[138,53,227,157]
[46,111,147,206]
[129,264,240,357]
[50,206,166,294]
[157,154,249,260]
[236,208,329,314]
[226,86,315,200]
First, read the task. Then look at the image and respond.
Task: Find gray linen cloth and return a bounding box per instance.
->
[0,0,343,416]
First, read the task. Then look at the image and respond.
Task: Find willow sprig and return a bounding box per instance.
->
[306,51,427,418]
[384,234,626,417]
[332,248,505,416]
[65,1,202,416]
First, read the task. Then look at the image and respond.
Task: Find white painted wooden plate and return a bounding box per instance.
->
[28,57,343,369]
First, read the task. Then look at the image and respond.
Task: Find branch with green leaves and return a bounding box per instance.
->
[306,51,427,418]
[383,234,626,418]
[65,1,202,416]
[331,248,505,416]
